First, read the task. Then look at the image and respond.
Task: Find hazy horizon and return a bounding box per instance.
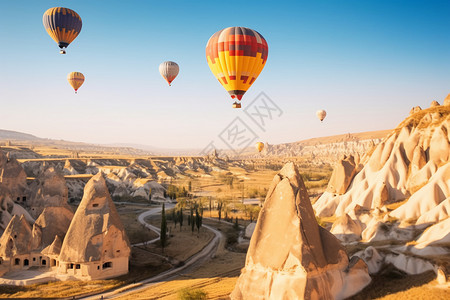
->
[1,0,449,150]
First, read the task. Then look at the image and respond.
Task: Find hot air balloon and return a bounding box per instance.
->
[159,61,179,86]
[43,7,82,54]
[316,110,327,122]
[206,27,269,108]
[67,72,85,93]
[255,142,264,153]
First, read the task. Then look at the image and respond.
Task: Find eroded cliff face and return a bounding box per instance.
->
[231,163,370,300]
[314,105,450,220]
[313,103,449,278]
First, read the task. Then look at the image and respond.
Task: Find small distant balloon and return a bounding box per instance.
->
[159,61,179,86]
[206,27,268,108]
[316,110,327,122]
[67,72,85,93]
[255,142,264,153]
[43,7,82,54]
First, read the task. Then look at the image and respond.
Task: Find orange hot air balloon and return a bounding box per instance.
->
[43,7,82,54]
[255,142,264,153]
[67,72,85,93]
[206,27,268,108]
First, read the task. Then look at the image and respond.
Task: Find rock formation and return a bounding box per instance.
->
[330,214,362,242]
[0,150,28,203]
[27,167,70,218]
[326,155,359,195]
[314,105,450,219]
[231,163,371,300]
[444,93,450,106]
[31,207,73,251]
[244,222,256,239]
[0,215,33,276]
[41,235,63,257]
[313,102,449,282]
[0,215,32,259]
[430,100,440,107]
[58,172,130,280]
[0,189,34,235]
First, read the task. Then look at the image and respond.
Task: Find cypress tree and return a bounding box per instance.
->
[160,203,167,252]
[172,209,177,228]
[179,207,183,230]
[195,208,201,234]
[191,208,195,234]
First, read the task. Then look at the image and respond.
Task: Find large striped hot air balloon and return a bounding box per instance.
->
[67,72,85,93]
[206,27,268,108]
[43,7,82,54]
[159,61,179,86]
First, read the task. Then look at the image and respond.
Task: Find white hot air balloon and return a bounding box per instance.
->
[159,61,179,86]
[316,110,327,122]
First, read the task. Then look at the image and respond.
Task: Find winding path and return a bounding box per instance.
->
[131,203,174,247]
[81,204,223,300]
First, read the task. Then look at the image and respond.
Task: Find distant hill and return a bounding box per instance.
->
[0,129,154,157]
[224,129,392,162]
[0,128,391,160]
[0,129,42,141]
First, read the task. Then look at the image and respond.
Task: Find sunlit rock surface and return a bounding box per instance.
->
[231,163,371,300]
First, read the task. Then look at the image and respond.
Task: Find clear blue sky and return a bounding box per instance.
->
[0,0,449,150]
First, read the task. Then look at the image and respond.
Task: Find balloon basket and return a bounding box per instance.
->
[232,102,241,109]
[60,49,66,54]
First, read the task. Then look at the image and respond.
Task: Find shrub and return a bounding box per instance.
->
[178,288,208,300]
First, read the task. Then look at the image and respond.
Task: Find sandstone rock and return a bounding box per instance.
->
[406,161,437,193]
[63,160,78,175]
[0,191,34,235]
[384,253,434,275]
[59,173,130,279]
[444,93,450,106]
[409,106,424,115]
[32,207,73,251]
[436,267,447,284]
[0,150,28,202]
[330,214,362,242]
[41,235,63,256]
[244,222,256,239]
[372,182,389,208]
[314,106,450,219]
[416,197,449,225]
[27,167,70,218]
[147,181,166,201]
[0,215,32,258]
[326,155,358,194]
[414,218,450,249]
[231,163,371,300]
[390,163,449,221]
[430,100,440,107]
[410,146,427,174]
[356,246,384,275]
[429,122,450,165]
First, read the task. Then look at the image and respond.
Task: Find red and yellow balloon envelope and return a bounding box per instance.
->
[67,72,85,94]
[206,27,268,108]
[43,7,82,54]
